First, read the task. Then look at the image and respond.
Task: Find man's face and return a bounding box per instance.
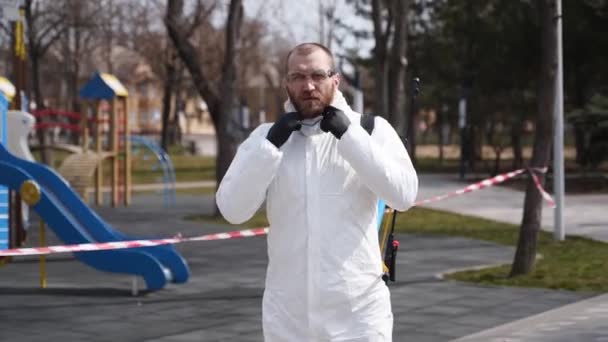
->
[285,50,340,119]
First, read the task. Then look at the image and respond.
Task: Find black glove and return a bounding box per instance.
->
[320,106,350,139]
[266,112,302,148]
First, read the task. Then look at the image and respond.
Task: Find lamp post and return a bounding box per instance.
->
[553,0,565,241]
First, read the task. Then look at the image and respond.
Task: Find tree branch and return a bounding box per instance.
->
[39,26,68,55]
[165,0,220,117]
[185,0,217,38]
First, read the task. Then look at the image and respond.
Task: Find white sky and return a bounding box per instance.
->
[242,0,375,59]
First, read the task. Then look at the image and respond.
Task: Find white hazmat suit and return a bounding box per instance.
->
[216,91,418,341]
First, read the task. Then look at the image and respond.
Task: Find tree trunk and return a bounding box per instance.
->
[510,0,557,276]
[371,0,389,118]
[161,49,176,151]
[511,117,524,169]
[170,101,182,146]
[170,66,184,146]
[373,56,388,118]
[25,0,50,165]
[68,26,81,146]
[469,125,480,172]
[215,0,243,209]
[405,76,419,162]
[493,147,502,176]
[387,0,409,133]
[30,52,52,165]
[438,108,445,165]
[31,55,44,109]
[165,0,243,216]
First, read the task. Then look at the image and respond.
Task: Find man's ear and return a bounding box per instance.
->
[283,85,290,100]
[333,73,341,88]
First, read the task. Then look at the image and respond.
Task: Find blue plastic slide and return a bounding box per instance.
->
[0,143,189,290]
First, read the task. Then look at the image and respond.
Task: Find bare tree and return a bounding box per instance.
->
[368,0,411,134]
[370,0,390,118]
[55,1,100,113]
[24,0,65,110]
[24,0,66,164]
[386,0,409,138]
[318,0,339,50]
[165,0,244,213]
[510,0,557,276]
[120,1,176,148]
[97,0,124,74]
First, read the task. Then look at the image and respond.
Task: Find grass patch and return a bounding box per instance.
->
[33,150,215,184]
[187,206,608,292]
[130,154,215,184]
[396,207,608,292]
[93,155,215,185]
[175,187,217,195]
[394,207,529,245]
[135,186,217,196]
[186,210,269,229]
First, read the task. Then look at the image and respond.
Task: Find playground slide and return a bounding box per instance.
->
[0,142,189,290]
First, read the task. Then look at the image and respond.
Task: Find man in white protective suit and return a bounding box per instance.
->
[216,43,418,342]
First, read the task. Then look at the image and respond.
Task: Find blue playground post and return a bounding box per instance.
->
[0,93,9,251]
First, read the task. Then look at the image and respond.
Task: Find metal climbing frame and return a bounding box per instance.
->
[130,135,177,207]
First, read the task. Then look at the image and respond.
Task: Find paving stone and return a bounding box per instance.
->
[0,192,598,341]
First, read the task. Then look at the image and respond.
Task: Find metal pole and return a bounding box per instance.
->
[553,0,565,241]
[39,220,47,288]
[459,98,467,180]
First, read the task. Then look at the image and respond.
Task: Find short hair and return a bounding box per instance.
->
[285,42,335,73]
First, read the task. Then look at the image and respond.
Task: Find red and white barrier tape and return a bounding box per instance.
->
[413,167,555,208]
[414,169,526,206]
[0,168,555,257]
[529,168,557,208]
[0,228,268,257]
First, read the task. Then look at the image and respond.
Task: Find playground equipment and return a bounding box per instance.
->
[0,90,190,291]
[28,109,114,206]
[29,108,123,203]
[6,110,36,230]
[6,110,36,161]
[0,77,13,252]
[79,72,131,207]
[29,110,176,208]
[130,135,177,207]
[6,109,45,285]
[30,109,82,148]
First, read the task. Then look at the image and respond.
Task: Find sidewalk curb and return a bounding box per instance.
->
[434,253,543,281]
[450,293,608,341]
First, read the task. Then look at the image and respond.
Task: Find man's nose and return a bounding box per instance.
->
[303,80,316,91]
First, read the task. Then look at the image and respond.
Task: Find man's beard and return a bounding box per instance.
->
[287,85,335,119]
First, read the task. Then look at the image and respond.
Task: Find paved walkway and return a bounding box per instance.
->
[453,294,608,342]
[1,172,606,341]
[415,173,608,341]
[0,192,593,341]
[418,173,608,242]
